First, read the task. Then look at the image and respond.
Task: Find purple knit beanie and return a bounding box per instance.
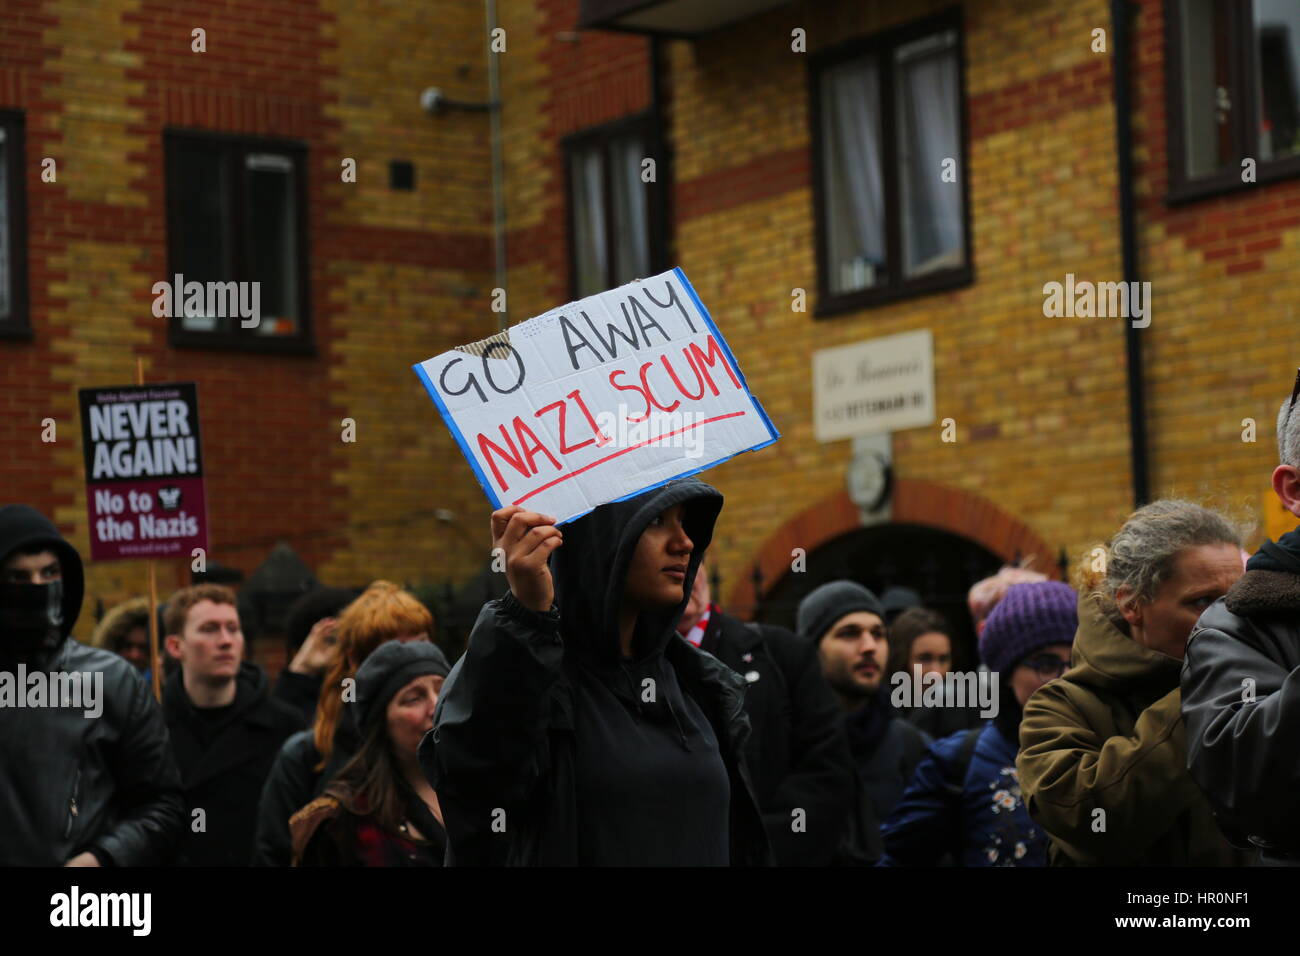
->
[978,580,1078,675]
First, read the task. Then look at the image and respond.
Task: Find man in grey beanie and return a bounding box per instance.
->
[798,580,931,863]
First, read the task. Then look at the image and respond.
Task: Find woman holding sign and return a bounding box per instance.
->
[419,478,771,865]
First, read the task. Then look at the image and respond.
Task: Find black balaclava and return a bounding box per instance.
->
[0,505,85,669]
[0,578,66,662]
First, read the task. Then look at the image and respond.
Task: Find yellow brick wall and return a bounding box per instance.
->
[322,0,491,233]
[24,0,1298,647]
[16,0,500,641]
[317,260,498,589]
[655,0,1145,592]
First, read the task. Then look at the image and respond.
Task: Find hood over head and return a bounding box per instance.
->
[0,505,85,656]
[552,478,722,665]
[90,596,151,652]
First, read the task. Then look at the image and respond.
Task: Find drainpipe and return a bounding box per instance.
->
[1111,0,1149,507]
[486,0,507,332]
[648,35,671,267]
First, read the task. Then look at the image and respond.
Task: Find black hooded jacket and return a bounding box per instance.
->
[0,504,186,865]
[420,479,772,866]
[163,660,305,865]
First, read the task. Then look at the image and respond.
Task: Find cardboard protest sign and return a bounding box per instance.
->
[79,382,209,561]
[414,268,779,524]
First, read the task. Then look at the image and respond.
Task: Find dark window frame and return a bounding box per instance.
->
[808,7,974,318]
[163,128,313,354]
[562,111,669,301]
[1165,0,1300,204]
[0,110,30,341]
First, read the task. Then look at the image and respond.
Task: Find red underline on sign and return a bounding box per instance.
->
[510,411,748,507]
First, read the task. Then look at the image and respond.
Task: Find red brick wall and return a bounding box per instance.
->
[502,0,651,314]
[1,0,495,638]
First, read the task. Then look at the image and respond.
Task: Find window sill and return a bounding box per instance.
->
[1166,157,1300,206]
[0,323,33,342]
[168,330,317,356]
[814,267,973,319]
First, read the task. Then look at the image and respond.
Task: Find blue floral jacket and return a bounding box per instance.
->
[878,721,1049,867]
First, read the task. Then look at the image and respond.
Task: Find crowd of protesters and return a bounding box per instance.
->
[6,376,1300,867]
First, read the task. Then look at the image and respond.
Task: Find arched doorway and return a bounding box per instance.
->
[724,480,1060,667]
[757,523,1002,670]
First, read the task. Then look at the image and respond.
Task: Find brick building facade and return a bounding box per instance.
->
[3,0,1296,657]
[1,0,500,652]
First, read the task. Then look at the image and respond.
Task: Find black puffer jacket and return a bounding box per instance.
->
[0,504,185,866]
[699,609,854,865]
[163,661,305,865]
[420,479,772,866]
[1183,531,1300,864]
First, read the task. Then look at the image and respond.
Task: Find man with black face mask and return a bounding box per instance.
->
[0,504,185,866]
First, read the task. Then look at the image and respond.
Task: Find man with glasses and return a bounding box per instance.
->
[1182,369,1300,865]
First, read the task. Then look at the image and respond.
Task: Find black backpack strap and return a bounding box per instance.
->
[941,726,983,798]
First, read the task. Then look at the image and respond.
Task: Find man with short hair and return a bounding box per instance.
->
[0,504,185,866]
[676,561,853,866]
[1182,374,1300,863]
[162,584,304,866]
[798,580,931,864]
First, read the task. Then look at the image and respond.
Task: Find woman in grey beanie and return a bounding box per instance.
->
[289,641,451,866]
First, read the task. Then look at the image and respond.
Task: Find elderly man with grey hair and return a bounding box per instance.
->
[1182,370,1300,865]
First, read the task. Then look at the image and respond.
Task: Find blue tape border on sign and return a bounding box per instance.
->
[672,266,781,448]
[412,360,504,510]
[552,269,782,524]
[412,268,779,524]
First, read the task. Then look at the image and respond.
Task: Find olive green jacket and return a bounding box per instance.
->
[1016,592,1247,866]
